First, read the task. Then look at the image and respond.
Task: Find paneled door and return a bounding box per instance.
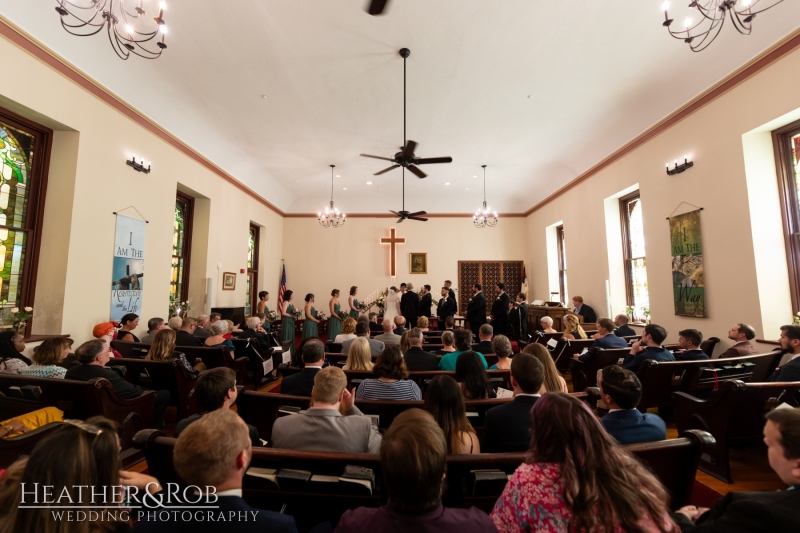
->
[457,261,524,315]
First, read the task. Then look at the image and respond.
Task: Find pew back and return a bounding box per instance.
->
[110,340,149,358]
[106,358,197,420]
[179,345,249,385]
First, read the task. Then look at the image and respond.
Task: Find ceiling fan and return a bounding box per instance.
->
[391,168,428,223]
[365,0,390,16]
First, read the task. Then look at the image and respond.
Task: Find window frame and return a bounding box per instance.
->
[0,107,53,335]
[556,224,567,303]
[773,118,800,312]
[172,191,194,304]
[247,223,260,314]
[620,190,645,314]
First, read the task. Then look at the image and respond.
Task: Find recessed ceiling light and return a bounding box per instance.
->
[335,174,341,178]
[366,181,373,185]
[261,95,269,99]
[473,175,478,178]
[466,188,470,191]
[342,187,347,190]
[445,182,450,186]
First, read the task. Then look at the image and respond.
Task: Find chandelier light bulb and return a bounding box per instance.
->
[160,24,168,34]
[684,17,692,28]
[160,1,167,9]
[319,165,345,228]
[661,1,670,11]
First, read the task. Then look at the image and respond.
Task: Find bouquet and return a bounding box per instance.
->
[375,292,387,311]
[266,311,280,323]
[793,312,800,326]
[292,308,303,319]
[315,311,327,321]
[337,310,349,321]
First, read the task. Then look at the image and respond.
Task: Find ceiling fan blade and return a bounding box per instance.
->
[360,154,395,162]
[366,0,389,15]
[389,210,400,216]
[415,157,453,165]
[407,165,427,179]
[408,216,428,222]
[374,165,400,176]
[408,211,427,217]
[397,217,405,223]
[402,140,417,158]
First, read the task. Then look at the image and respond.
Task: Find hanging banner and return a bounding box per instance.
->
[669,210,705,317]
[110,214,145,321]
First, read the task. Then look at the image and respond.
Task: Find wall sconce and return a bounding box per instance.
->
[666,155,693,176]
[126,154,151,174]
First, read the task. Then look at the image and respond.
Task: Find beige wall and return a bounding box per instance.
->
[281,216,527,318]
[525,46,800,356]
[0,34,283,344]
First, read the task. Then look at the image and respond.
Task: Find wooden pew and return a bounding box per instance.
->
[179,345,249,385]
[674,380,800,483]
[230,338,283,389]
[106,357,197,420]
[571,348,632,392]
[110,340,149,358]
[323,352,502,368]
[0,421,62,468]
[134,428,713,527]
[551,338,596,372]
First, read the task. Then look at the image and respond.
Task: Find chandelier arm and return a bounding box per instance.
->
[61,0,106,10]
[729,10,753,35]
[748,0,784,14]
[690,19,726,52]
[108,23,132,60]
[58,8,107,30]
[692,2,718,22]
[61,19,107,36]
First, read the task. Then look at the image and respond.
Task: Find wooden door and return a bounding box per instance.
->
[458,261,524,315]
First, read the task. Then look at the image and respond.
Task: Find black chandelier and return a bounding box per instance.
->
[55,0,168,60]
[318,165,346,228]
[473,165,498,229]
[661,0,785,52]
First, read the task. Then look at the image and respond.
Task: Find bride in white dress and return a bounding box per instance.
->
[383,287,401,324]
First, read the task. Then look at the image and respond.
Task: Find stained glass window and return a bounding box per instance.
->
[246,224,259,315]
[621,193,650,320]
[171,194,193,303]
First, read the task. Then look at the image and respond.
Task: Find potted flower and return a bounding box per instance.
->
[793,312,800,326]
[642,307,651,325]
[10,306,33,335]
[626,305,635,322]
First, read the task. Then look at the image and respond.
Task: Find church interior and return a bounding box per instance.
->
[0,1,799,531]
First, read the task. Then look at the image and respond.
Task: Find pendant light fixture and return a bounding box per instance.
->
[318,165,346,228]
[474,165,498,228]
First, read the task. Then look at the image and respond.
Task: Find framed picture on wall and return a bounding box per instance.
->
[222,272,237,290]
[409,253,427,274]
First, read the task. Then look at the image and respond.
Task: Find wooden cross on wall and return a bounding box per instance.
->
[380,228,405,278]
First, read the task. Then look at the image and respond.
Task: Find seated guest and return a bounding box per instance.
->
[146,328,202,375]
[0,406,63,438]
[476,324,494,354]
[456,351,496,399]
[393,315,407,335]
[571,295,597,324]
[222,319,235,339]
[116,313,140,342]
[481,352,544,453]
[238,316,270,349]
[342,320,385,355]
[203,320,236,353]
[436,330,457,355]
[623,324,675,372]
[374,318,402,346]
[598,366,666,444]
[770,325,800,382]
[673,407,800,532]
[423,375,480,454]
[489,335,513,370]
[539,316,557,334]
[140,317,165,344]
[417,316,430,332]
[135,409,299,533]
[273,366,381,453]
[368,312,383,333]
[92,321,123,358]
[21,337,73,378]
[65,339,169,427]
[491,393,674,532]
[336,409,495,532]
[343,337,375,371]
[399,331,410,354]
[167,316,182,330]
[405,328,439,371]
[720,323,758,358]
[175,316,204,346]
[524,343,568,393]
[174,367,260,445]
[194,314,212,338]
[562,313,588,340]
[575,318,629,362]
[355,346,421,401]
[333,317,358,343]
[614,313,637,337]
[444,316,455,331]
[229,313,245,333]
[281,339,325,396]
[439,329,488,371]
[0,331,30,374]
[209,312,222,323]
[675,329,709,360]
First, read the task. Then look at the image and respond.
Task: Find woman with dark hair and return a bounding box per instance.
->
[257,290,270,315]
[348,286,361,319]
[280,289,296,350]
[423,375,480,454]
[22,337,73,379]
[455,351,496,399]
[0,331,30,374]
[0,416,160,533]
[491,393,675,532]
[328,289,343,342]
[355,345,421,400]
[302,294,320,340]
[146,328,201,375]
[116,313,140,342]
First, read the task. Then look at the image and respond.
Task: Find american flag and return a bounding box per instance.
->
[277,264,287,313]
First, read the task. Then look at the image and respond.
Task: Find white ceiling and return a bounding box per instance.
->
[2,1,800,214]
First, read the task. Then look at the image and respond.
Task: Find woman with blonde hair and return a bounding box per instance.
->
[416,316,430,332]
[334,317,358,343]
[343,337,374,371]
[562,313,587,340]
[146,328,203,374]
[523,343,568,393]
[399,330,410,354]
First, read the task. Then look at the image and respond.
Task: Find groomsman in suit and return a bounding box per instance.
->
[437,287,456,330]
[444,280,457,315]
[490,283,511,337]
[401,283,419,331]
[466,283,487,337]
[418,284,433,322]
[509,293,528,340]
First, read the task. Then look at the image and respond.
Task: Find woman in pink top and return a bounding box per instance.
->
[491,392,677,533]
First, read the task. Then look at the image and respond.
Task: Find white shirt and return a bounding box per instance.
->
[216,488,243,498]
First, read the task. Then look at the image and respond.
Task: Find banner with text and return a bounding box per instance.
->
[110,214,145,321]
[669,210,705,317]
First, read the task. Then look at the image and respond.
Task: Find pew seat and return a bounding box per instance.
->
[106,357,197,420]
[110,340,149,358]
[571,348,632,391]
[179,345,249,385]
[0,421,62,468]
[323,352,501,368]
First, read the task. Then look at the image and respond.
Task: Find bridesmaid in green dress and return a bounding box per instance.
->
[302,293,320,340]
[280,290,296,353]
[348,286,361,319]
[328,289,342,342]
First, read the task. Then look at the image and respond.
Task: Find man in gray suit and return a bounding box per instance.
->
[342,320,385,356]
[271,366,382,453]
[374,319,402,346]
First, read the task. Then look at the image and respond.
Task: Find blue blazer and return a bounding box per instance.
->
[615,324,637,337]
[770,357,800,382]
[579,334,629,361]
[601,409,666,445]
[622,346,675,372]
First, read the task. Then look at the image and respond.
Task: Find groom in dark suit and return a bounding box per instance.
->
[466,283,487,337]
[437,287,456,330]
[490,283,511,337]
[401,283,419,330]
[418,284,433,320]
